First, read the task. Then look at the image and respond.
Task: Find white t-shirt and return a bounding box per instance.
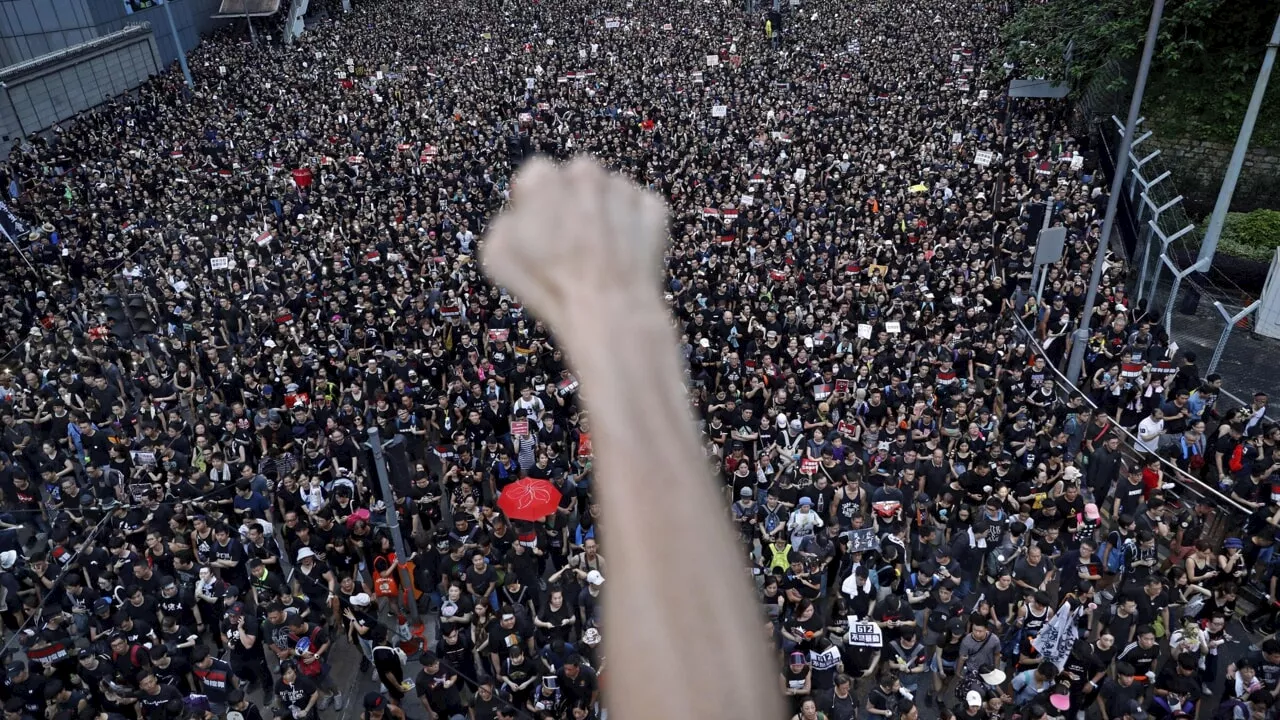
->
[1136,416,1164,453]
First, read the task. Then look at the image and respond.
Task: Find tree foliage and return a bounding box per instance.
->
[995,0,1280,145]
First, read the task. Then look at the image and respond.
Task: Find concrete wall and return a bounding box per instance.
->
[0,30,160,144]
[0,0,229,78]
[1152,133,1280,217]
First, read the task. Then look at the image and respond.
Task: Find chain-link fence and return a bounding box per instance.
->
[1076,62,1280,414]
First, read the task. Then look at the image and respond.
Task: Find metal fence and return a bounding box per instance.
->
[1076,62,1280,414]
[1004,311,1246,548]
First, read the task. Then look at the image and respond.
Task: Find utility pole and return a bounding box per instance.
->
[366,427,421,626]
[1066,0,1165,384]
[158,0,194,89]
[1196,12,1280,267]
[245,2,258,45]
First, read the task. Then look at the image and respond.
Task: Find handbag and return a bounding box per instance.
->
[372,557,399,598]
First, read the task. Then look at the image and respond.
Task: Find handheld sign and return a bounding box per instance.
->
[846,528,879,553]
[510,419,530,437]
[974,150,994,167]
[800,458,819,476]
[885,321,901,334]
[711,105,728,118]
[857,323,873,340]
[210,257,230,271]
[846,620,884,648]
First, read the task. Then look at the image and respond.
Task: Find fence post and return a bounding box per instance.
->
[1162,256,1208,339]
[1146,223,1196,309]
[1135,192,1181,304]
[1208,300,1262,374]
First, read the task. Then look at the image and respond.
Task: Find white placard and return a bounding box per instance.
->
[951,53,960,63]
[846,620,884,648]
[605,18,620,28]
[706,54,720,67]
[794,167,807,182]
[711,104,728,118]
[951,131,962,144]
[1071,155,1084,170]
[579,48,587,59]
[526,77,535,89]
[210,257,230,270]
[885,321,902,334]
[857,323,873,340]
[739,194,754,206]
[974,150,994,167]
[376,70,384,80]
[218,66,226,76]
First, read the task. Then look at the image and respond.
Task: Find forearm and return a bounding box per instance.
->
[563,290,782,720]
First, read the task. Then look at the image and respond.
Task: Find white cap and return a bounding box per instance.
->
[586,570,605,586]
[296,547,316,562]
[349,593,371,607]
[0,550,15,569]
[966,690,983,707]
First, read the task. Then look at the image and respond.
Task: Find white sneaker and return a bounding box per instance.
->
[318,695,332,711]
[333,694,347,710]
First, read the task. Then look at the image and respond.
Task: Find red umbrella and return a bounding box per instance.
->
[497,478,562,521]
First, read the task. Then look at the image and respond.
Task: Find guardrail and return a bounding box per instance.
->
[1003,311,1251,546]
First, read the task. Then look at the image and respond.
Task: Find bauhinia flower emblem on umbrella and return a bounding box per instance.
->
[497,477,563,521]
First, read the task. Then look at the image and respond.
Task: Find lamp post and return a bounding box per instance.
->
[1065,0,1165,384]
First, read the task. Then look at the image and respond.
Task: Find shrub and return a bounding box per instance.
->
[1216,210,1280,263]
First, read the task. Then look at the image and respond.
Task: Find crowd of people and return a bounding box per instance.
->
[0,0,1275,719]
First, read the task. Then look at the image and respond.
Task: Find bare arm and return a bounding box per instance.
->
[483,157,783,720]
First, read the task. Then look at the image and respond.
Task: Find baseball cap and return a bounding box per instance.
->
[586,570,605,586]
[1084,503,1100,520]
[349,593,372,607]
[966,690,983,707]
[363,693,385,711]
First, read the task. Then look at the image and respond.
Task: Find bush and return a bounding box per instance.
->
[1217,210,1280,262]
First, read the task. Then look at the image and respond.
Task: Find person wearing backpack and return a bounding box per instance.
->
[1098,516,1137,589]
[286,615,346,710]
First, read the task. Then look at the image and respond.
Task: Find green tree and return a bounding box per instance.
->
[995,0,1280,145]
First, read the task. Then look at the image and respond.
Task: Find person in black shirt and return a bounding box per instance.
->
[135,671,183,720]
[557,655,599,708]
[275,661,320,720]
[499,645,538,709]
[415,653,465,719]
[223,603,271,692]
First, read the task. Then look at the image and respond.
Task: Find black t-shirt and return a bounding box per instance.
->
[137,685,183,720]
[275,677,319,710]
[416,666,464,712]
[224,616,263,660]
[558,666,599,704]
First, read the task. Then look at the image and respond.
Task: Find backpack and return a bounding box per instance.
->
[291,625,326,677]
[1099,532,1131,575]
[1229,443,1245,474]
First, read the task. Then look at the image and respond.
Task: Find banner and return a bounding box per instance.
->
[0,199,28,245]
[1032,603,1079,670]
